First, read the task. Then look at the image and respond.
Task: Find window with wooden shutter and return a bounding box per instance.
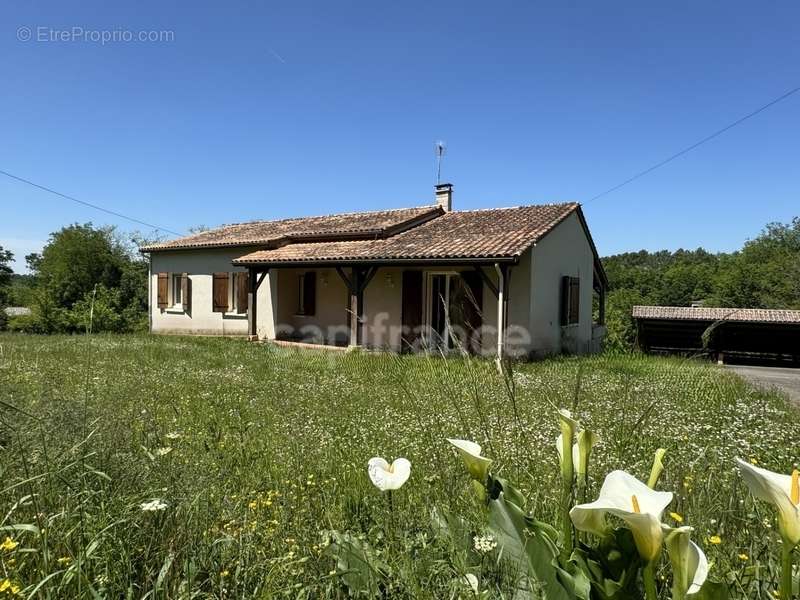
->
[236,272,249,314]
[181,273,191,312]
[157,273,168,309]
[212,272,230,313]
[561,276,580,325]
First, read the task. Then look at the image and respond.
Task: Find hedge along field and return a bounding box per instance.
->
[0,334,797,598]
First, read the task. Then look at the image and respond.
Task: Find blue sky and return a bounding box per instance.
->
[2,1,799,273]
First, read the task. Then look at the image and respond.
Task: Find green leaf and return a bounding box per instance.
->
[692,580,730,600]
[488,487,575,600]
[323,530,388,597]
[430,508,471,552]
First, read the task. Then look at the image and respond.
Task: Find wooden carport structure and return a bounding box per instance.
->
[633,305,800,365]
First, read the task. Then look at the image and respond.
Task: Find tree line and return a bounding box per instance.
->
[602,216,800,351]
[0,224,156,333]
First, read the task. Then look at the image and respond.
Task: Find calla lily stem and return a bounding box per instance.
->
[561,480,573,558]
[780,543,794,600]
[643,561,658,600]
[387,490,395,539]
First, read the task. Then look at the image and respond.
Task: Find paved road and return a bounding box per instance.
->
[727,365,800,407]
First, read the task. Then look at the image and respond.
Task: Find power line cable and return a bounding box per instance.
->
[0,168,184,236]
[585,85,800,204]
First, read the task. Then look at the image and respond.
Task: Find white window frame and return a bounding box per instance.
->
[165,272,185,313]
[223,272,247,316]
[171,273,182,308]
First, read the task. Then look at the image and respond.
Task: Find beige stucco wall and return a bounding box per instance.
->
[149,248,276,337]
[275,268,350,345]
[363,267,404,350]
[528,212,596,356]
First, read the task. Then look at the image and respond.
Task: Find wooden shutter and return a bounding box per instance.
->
[181,273,191,312]
[303,272,316,316]
[212,273,229,313]
[157,273,168,309]
[401,270,423,352]
[236,272,249,314]
[569,277,580,324]
[560,276,570,326]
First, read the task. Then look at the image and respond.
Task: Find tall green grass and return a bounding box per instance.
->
[0,334,796,598]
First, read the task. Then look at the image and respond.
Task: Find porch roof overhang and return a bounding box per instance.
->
[233,255,519,269]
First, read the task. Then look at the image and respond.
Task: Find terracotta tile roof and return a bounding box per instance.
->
[632,305,800,324]
[140,206,442,251]
[232,203,579,264]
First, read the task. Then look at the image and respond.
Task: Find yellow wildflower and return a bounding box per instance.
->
[0,538,17,552]
[0,579,20,595]
[669,512,684,523]
[220,569,229,577]
[738,553,749,561]
[708,535,722,545]
[248,500,258,510]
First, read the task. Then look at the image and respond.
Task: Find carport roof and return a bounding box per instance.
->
[632,305,800,324]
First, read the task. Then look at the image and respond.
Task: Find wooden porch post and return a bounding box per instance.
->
[248,267,258,341]
[494,263,510,365]
[248,268,268,341]
[350,267,361,346]
[336,266,378,348]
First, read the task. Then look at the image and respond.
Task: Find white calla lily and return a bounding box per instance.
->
[736,458,800,547]
[367,457,411,491]
[556,433,580,472]
[570,470,673,562]
[447,439,492,483]
[556,428,598,479]
[557,409,580,480]
[576,430,599,479]
[663,525,709,597]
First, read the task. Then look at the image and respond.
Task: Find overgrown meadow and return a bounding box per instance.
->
[0,334,797,598]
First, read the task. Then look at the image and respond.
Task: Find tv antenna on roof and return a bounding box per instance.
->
[435,141,446,184]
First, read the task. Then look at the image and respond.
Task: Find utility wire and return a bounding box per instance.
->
[0,168,184,236]
[586,85,800,204]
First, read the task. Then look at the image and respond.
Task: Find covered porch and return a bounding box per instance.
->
[241,260,515,357]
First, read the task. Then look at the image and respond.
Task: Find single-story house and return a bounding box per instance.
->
[141,184,608,358]
[633,305,800,365]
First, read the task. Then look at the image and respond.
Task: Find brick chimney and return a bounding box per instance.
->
[435,183,452,211]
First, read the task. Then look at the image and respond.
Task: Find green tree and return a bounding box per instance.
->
[710,218,800,309]
[68,285,123,333]
[604,288,649,352]
[32,224,124,308]
[0,246,13,302]
[0,246,13,330]
[13,224,150,333]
